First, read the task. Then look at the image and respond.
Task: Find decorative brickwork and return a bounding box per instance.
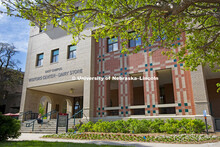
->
[94,34,195,117]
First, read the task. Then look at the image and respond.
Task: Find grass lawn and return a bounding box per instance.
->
[0,141,125,147]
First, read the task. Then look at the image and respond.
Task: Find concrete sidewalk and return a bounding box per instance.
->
[10,133,220,147]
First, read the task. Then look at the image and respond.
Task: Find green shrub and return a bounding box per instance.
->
[76,118,208,134]
[0,115,21,141]
[160,118,179,134]
[149,119,164,133]
[68,128,75,132]
[38,104,44,115]
[160,118,210,134]
[78,121,94,132]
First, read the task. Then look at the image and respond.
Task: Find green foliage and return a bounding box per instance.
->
[38,104,44,115]
[0,115,21,141]
[77,118,208,134]
[1,0,220,71]
[68,128,75,132]
[217,83,220,93]
[160,118,209,134]
[78,121,94,132]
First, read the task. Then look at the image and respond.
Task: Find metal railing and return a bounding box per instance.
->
[70,109,83,125]
[19,111,33,121]
[25,110,57,131]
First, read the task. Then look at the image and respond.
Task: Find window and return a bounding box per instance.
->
[156,69,176,114]
[129,32,141,47]
[130,73,145,115]
[107,79,119,116]
[68,45,76,59]
[51,49,59,63]
[107,37,118,52]
[36,53,44,66]
[107,79,119,107]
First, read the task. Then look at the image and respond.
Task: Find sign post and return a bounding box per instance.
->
[203,110,209,135]
[56,113,69,134]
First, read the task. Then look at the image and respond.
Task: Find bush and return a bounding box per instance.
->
[68,128,75,132]
[78,121,94,132]
[160,118,210,134]
[77,118,208,134]
[0,115,21,141]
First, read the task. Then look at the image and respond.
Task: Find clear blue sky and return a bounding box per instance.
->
[0,4,30,72]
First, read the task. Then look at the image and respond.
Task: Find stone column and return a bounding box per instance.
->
[82,80,94,122]
[191,65,214,131]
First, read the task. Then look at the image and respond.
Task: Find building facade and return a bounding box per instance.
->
[20,24,220,131]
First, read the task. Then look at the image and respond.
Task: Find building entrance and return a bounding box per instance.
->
[73,96,83,118]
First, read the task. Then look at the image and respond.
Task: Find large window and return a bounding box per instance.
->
[129,32,141,47]
[106,79,119,116]
[130,73,145,115]
[157,69,176,114]
[107,37,118,53]
[68,45,76,59]
[36,53,44,66]
[51,49,59,63]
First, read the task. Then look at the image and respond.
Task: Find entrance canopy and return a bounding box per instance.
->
[29,80,83,97]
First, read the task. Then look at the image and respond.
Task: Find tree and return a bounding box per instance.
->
[39,104,44,115]
[0,43,23,99]
[1,0,219,71]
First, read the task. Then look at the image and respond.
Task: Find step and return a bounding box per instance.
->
[20,118,82,134]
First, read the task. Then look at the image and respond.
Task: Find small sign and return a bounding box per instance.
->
[58,114,68,127]
[203,110,207,117]
[56,113,69,134]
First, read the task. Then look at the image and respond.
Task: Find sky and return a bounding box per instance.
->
[0,4,30,72]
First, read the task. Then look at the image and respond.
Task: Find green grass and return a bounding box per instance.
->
[0,141,125,147]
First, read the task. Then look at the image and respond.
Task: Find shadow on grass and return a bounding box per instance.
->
[0,141,139,147]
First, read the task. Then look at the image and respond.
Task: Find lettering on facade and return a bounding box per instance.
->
[29,68,83,82]
[45,67,63,73]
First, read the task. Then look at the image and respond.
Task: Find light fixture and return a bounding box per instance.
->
[69,88,74,94]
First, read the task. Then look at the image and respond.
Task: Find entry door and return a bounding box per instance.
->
[73,97,83,118]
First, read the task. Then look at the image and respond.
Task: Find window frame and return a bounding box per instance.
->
[128,32,142,48]
[36,53,44,67]
[67,45,77,59]
[51,49,59,63]
[107,37,119,53]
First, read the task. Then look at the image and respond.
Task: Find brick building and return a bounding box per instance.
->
[20,24,220,131]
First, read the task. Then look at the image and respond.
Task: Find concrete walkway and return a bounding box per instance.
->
[10,133,220,147]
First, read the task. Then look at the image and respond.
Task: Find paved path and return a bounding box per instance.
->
[10,133,220,147]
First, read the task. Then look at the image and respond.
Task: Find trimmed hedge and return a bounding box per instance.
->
[75,118,209,134]
[0,115,21,141]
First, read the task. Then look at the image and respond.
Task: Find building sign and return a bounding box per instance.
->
[29,67,83,82]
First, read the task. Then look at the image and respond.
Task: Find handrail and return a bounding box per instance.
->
[25,110,57,131]
[19,111,33,121]
[70,109,83,125]
[19,111,32,116]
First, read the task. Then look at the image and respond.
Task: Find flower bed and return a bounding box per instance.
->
[43,133,220,144]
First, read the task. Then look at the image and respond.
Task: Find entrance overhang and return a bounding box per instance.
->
[29,80,83,97]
